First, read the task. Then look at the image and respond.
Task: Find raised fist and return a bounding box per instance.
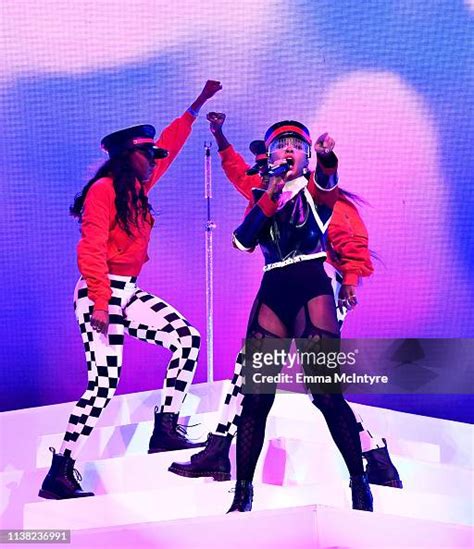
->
[314,132,335,156]
[206,111,226,134]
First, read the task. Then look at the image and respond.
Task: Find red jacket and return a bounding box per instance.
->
[326,195,374,285]
[219,145,373,286]
[77,111,196,311]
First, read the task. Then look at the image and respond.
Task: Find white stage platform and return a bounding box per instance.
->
[1,381,472,548]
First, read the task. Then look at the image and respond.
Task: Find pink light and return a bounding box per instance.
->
[310,71,466,337]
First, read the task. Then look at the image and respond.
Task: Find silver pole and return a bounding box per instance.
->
[204,141,215,382]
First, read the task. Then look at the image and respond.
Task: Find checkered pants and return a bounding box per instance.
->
[60,274,201,458]
[212,264,347,438]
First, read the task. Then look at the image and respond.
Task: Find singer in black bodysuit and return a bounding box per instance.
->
[225,120,374,514]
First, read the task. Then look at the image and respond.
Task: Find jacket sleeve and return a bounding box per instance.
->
[327,198,374,286]
[219,145,262,200]
[307,152,340,207]
[77,181,113,311]
[145,111,197,192]
[232,192,277,252]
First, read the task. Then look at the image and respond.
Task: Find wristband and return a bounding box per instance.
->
[187,106,200,117]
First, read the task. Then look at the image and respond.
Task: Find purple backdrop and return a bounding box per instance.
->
[0,0,472,421]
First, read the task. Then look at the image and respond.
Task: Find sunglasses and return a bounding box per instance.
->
[268,136,310,156]
[134,146,156,161]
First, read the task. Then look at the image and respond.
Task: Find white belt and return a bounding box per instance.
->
[263,252,327,272]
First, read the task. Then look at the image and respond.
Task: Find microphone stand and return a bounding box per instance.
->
[204,141,216,383]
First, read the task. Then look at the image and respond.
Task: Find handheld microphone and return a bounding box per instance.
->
[246,140,268,175]
[266,158,294,177]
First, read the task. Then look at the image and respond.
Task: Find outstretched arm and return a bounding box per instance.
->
[207,111,262,200]
[308,132,340,207]
[145,80,222,192]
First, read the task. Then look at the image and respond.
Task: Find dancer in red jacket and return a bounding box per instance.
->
[170,113,402,493]
[38,80,222,501]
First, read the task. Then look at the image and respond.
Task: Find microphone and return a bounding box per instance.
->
[266,158,294,177]
[246,140,268,175]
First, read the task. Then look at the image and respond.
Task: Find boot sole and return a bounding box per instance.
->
[369,478,403,489]
[168,464,231,482]
[38,489,62,500]
[38,489,95,500]
[353,505,374,512]
[148,442,207,454]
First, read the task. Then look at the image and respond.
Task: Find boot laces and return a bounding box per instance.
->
[228,485,251,497]
[228,483,247,495]
[176,423,189,436]
[73,468,83,483]
[63,459,83,489]
[197,433,222,456]
[175,422,202,442]
[67,467,83,491]
[198,439,212,456]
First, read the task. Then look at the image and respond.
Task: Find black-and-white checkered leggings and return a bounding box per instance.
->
[60,274,201,458]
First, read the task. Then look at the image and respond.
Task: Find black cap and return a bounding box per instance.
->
[100,124,168,159]
[264,120,312,148]
[249,139,267,158]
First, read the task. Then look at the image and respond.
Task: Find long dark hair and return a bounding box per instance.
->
[70,152,152,236]
[338,187,382,265]
[339,187,371,208]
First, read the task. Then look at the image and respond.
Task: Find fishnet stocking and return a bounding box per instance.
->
[297,297,364,476]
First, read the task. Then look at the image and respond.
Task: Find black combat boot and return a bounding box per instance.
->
[168,433,232,481]
[38,448,94,500]
[148,408,206,453]
[363,438,403,488]
[227,480,253,513]
[350,472,374,512]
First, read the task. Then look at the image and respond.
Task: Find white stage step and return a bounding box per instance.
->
[271,394,473,469]
[23,479,471,530]
[0,382,474,471]
[3,440,470,510]
[265,410,442,463]
[31,410,441,469]
[1,381,472,545]
[62,505,474,549]
[1,382,471,469]
[0,381,226,472]
[3,439,472,532]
